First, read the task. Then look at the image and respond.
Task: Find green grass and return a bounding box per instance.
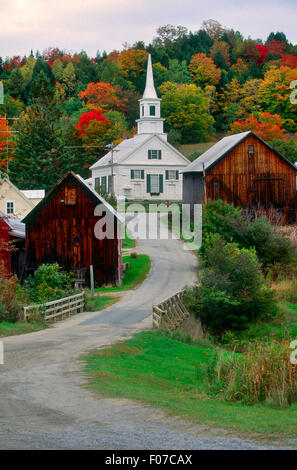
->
[86,295,117,312]
[222,303,297,348]
[82,330,297,440]
[91,254,151,293]
[0,321,44,337]
[122,231,136,249]
[178,141,218,160]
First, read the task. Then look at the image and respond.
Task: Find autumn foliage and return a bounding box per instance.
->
[229,112,287,141]
[189,53,221,86]
[0,117,15,171]
[78,82,124,112]
[76,110,110,135]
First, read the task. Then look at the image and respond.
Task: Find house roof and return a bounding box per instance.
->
[0,177,35,208]
[182,131,297,173]
[90,133,189,170]
[22,172,124,225]
[21,189,45,199]
[0,211,25,238]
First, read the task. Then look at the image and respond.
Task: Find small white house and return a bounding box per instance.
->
[90,54,189,201]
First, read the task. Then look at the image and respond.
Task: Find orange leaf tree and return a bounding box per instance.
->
[0,116,15,171]
[78,82,124,112]
[229,112,287,141]
[189,53,221,87]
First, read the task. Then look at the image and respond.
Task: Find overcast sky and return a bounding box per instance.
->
[1,0,296,58]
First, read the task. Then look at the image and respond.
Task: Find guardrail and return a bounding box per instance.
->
[152,290,190,331]
[23,292,85,322]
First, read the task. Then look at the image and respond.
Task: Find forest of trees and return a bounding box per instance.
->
[0,19,296,191]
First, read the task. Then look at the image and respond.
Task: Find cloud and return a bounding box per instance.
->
[0,0,296,57]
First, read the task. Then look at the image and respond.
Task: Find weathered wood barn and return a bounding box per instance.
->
[183,131,297,223]
[0,213,25,278]
[22,172,123,286]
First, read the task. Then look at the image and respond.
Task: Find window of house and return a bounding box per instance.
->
[94,177,101,190]
[101,176,107,192]
[150,105,156,116]
[166,170,179,180]
[131,169,144,180]
[150,175,160,193]
[248,145,254,154]
[6,201,14,214]
[148,150,162,160]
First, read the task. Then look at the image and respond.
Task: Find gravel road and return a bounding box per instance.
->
[0,224,295,450]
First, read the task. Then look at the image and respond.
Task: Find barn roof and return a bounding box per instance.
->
[22,172,124,225]
[182,131,297,173]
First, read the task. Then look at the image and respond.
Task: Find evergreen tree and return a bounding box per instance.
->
[10,72,75,191]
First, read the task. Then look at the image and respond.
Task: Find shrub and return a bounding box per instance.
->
[0,276,28,322]
[25,263,74,304]
[185,237,277,334]
[207,341,297,408]
[201,199,297,268]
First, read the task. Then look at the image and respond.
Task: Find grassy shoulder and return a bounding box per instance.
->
[92,254,151,293]
[82,330,297,440]
[85,295,117,312]
[0,321,44,337]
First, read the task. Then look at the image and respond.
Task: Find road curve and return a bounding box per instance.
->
[0,233,292,450]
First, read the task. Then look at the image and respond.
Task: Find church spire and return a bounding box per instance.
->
[142,54,158,99]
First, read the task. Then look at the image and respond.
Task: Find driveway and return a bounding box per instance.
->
[0,226,293,449]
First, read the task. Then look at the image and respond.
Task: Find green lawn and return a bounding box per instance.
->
[0,321,44,337]
[122,230,136,249]
[91,254,151,293]
[82,330,297,440]
[86,295,117,312]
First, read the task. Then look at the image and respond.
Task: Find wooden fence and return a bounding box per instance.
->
[23,292,85,322]
[152,290,190,331]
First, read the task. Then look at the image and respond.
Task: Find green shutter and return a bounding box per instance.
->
[176,170,179,180]
[147,174,151,193]
[165,170,169,180]
[158,150,162,160]
[148,150,152,159]
[159,175,163,193]
[108,175,111,192]
[141,170,144,179]
[131,169,134,179]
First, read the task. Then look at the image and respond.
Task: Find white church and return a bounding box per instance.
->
[89,54,189,201]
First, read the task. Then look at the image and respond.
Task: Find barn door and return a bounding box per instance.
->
[71,218,81,268]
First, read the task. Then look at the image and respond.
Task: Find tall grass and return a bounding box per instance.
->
[208,341,297,408]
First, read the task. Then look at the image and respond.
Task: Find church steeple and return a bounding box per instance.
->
[135,54,166,140]
[143,54,158,99]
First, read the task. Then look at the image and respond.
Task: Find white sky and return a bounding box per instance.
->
[0,0,296,58]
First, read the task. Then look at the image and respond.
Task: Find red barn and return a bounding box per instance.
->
[0,213,25,278]
[22,172,123,286]
[183,131,297,223]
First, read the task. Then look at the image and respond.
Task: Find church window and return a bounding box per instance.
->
[148,150,162,160]
[150,106,156,116]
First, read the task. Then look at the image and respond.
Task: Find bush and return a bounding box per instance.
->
[185,237,277,334]
[201,199,297,268]
[206,341,297,408]
[0,276,28,322]
[25,263,74,304]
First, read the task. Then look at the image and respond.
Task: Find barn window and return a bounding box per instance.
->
[248,145,254,154]
[213,182,220,191]
[64,187,77,205]
[6,201,14,214]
